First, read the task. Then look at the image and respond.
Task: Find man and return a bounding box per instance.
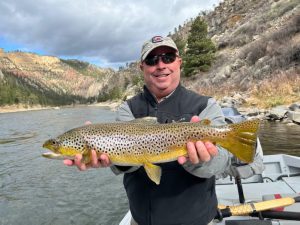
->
[64,36,232,225]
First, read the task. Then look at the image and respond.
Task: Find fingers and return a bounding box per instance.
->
[90,150,101,168]
[99,154,111,167]
[63,150,111,171]
[181,116,218,164]
[204,142,218,157]
[74,154,88,171]
[184,141,218,165]
[196,141,212,162]
[85,121,92,125]
[91,151,111,167]
[63,155,88,170]
[190,116,200,123]
[187,141,200,164]
[63,159,74,166]
[177,156,188,165]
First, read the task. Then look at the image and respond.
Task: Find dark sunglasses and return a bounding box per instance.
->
[144,52,178,66]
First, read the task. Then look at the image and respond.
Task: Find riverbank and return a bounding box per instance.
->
[88,101,122,111]
[0,104,55,114]
[0,101,122,114]
[1,101,299,125]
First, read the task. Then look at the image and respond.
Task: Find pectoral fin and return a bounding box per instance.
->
[82,146,92,164]
[144,162,162,185]
[79,138,93,164]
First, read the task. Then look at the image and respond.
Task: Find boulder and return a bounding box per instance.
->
[266,106,288,121]
[289,103,300,112]
[287,111,300,124]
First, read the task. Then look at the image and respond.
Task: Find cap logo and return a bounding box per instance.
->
[152,36,163,43]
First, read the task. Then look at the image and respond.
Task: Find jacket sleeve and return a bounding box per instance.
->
[116,101,135,121]
[182,98,233,178]
[110,101,140,175]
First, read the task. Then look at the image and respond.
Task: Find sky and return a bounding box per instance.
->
[0,0,222,69]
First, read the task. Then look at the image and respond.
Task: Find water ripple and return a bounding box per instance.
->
[0,107,299,225]
[0,132,37,145]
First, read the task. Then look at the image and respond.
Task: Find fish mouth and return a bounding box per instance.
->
[42,152,74,160]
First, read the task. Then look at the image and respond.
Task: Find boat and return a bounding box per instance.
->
[119,154,300,225]
[119,107,300,224]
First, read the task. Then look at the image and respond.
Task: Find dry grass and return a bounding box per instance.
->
[192,81,242,99]
[247,70,300,108]
[189,69,300,109]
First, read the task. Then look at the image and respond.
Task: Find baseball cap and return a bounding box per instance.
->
[140,36,178,61]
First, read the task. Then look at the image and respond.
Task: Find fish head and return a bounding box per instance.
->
[43,138,61,153]
[42,130,87,160]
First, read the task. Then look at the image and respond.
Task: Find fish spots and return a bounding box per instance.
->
[58,133,86,153]
[46,120,259,164]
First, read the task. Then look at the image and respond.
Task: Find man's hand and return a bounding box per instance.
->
[63,150,111,171]
[178,116,218,165]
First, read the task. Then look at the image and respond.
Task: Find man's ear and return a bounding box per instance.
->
[178,56,182,69]
[178,56,182,65]
[140,63,144,71]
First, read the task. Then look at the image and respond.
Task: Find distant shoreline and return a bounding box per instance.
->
[88,101,122,110]
[0,101,122,114]
[0,104,52,114]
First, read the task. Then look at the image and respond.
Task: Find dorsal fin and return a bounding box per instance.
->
[130,117,158,124]
[199,119,211,125]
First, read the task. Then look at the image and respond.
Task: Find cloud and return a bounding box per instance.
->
[0,0,221,66]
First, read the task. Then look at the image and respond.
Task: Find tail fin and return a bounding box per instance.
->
[218,119,260,163]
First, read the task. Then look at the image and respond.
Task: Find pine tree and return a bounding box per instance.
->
[173,36,186,57]
[183,17,216,77]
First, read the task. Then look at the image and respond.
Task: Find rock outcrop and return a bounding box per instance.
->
[173,0,299,109]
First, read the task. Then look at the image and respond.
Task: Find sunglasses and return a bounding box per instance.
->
[144,52,178,66]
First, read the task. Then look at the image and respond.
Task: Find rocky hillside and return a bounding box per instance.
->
[0,0,299,109]
[0,49,128,106]
[175,0,299,108]
[0,48,144,107]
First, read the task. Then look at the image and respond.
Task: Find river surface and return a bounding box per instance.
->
[0,106,299,225]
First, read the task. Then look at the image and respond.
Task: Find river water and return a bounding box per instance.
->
[0,106,299,225]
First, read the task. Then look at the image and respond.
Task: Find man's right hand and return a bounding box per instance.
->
[63,150,111,171]
[177,116,218,165]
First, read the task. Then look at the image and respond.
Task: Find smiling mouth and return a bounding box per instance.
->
[152,74,170,78]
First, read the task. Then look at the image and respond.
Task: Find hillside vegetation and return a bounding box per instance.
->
[0,50,141,106]
[0,51,107,105]
[176,0,300,108]
[0,0,299,109]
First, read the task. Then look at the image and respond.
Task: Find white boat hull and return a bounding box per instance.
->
[120,154,300,225]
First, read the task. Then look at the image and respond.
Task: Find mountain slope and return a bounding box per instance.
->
[0,50,118,105]
[178,0,299,108]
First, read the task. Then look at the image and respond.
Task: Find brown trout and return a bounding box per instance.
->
[42,118,260,184]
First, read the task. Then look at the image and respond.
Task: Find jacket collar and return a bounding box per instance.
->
[143,84,182,105]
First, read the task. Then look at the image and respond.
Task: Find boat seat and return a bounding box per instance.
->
[242,174,263,183]
[216,174,263,185]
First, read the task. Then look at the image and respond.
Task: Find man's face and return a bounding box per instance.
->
[140,46,182,101]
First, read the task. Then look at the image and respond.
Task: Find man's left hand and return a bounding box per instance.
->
[178,116,218,165]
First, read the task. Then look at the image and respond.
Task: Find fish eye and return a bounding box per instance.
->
[50,139,58,145]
